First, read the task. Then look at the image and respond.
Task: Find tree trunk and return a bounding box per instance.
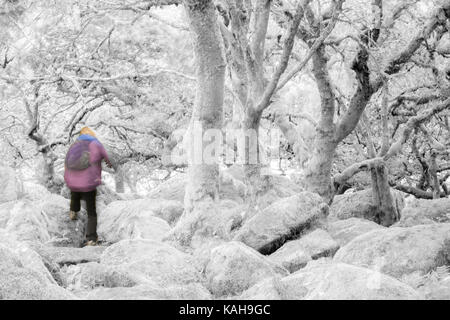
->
[304,128,337,203]
[42,153,54,187]
[304,48,338,203]
[183,0,226,213]
[370,163,399,226]
[41,150,60,193]
[429,151,441,199]
[241,107,272,210]
[115,165,125,193]
[275,113,308,168]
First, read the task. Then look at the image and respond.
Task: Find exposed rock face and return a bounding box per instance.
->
[222,165,304,210]
[289,263,423,300]
[0,232,56,285]
[0,194,87,247]
[85,283,212,300]
[147,200,184,225]
[98,200,171,243]
[396,197,450,227]
[32,245,106,266]
[329,189,404,223]
[0,200,51,243]
[204,241,288,297]
[239,277,285,300]
[146,170,247,205]
[330,189,374,220]
[147,167,302,210]
[233,192,328,254]
[0,166,21,203]
[100,239,202,287]
[326,218,385,246]
[268,229,339,273]
[0,244,76,300]
[288,229,339,259]
[240,263,423,300]
[420,277,450,300]
[0,245,22,269]
[147,173,186,202]
[268,247,311,274]
[0,266,77,300]
[168,200,243,247]
[401,266,450,300]
[23,181,51,201]
[334,224,450,279]
[38,194,87,247]
[61,262,140,291]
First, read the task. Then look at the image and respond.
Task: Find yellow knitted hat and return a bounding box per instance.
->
[80,127,96,137]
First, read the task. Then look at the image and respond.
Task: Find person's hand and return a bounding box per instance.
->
[105,160,113,169]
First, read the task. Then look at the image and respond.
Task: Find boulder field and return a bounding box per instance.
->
[1,167,449,300]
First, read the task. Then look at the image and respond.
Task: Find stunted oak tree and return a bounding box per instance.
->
[217,0,322,207]
[283,0,450,206]
[330,2,450,225]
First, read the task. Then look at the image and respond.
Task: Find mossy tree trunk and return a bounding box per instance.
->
[183,0,226,213]
[370,163,399,226]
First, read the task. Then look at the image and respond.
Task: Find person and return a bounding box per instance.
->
[64,127,112,246]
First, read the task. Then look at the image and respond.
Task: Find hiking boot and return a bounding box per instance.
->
[69,211,78,221]
[85,240,98,246]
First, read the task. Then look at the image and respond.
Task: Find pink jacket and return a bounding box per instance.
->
[64,137,110,192]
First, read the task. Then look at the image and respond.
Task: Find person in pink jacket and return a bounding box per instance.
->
[64,127,112,246]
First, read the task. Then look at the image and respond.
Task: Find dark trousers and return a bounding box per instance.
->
[70,189,97,241]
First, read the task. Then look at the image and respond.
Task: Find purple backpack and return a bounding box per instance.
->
[65,140,92,171]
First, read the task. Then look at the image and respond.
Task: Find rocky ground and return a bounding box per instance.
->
[1,165,449,300]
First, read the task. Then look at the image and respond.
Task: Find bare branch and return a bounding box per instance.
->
[276,0,343,92]
[255,1,305,113]
[393,183,446,199]
[372,3,450,92]
[384,97,450,160]
[333,157,384,185]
